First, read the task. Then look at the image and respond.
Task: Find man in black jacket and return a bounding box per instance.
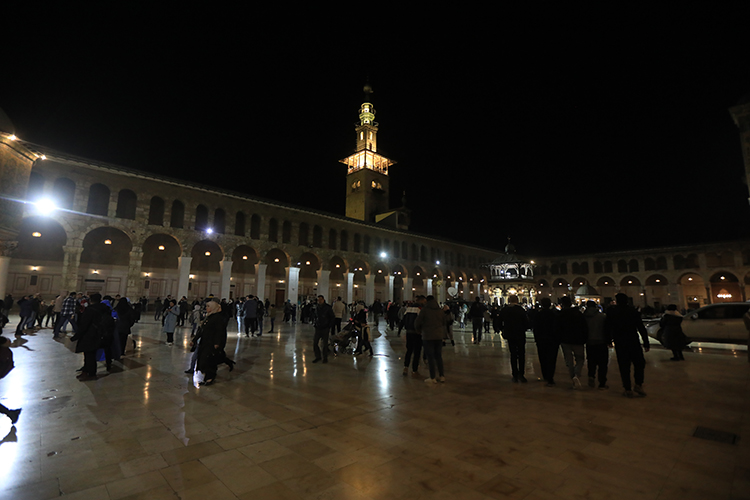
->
[533,298,560,386]
[498,295,530,383]
[558,296,588,390]
[605,293,650,397]
[313,296,335,364]
[72,293,112,380]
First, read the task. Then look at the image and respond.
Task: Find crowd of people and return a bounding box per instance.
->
[0,288,670,399]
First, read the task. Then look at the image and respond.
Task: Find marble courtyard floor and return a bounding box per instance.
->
[0,315,748,500]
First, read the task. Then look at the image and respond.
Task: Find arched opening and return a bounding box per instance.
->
[328,228,337,250]
[235,211,246,236]
[52,178,76,210]
[26,171,45,202]
[80,227,132,266]
[115,189,137,220]
[250,214,261,239]
[282,221,291,243]
[194,205,209,232]
[268,218,277,242]
[709,272,741,303]
[170,200,185,229]
[298,222,309,246]
[340,230,348,251]
[15,216,67,263]
[141,234,182,299]
[86,183,110,216]
[148,196,165,226]
[213,208,226,234]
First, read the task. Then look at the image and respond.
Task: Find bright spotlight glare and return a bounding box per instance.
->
[34,198,57,214]
[206,228,214,234]
[380,252,387,258]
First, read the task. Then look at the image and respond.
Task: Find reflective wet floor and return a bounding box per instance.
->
[0,316,748,500]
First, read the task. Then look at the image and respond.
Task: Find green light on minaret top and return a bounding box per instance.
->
[359,103,375,126]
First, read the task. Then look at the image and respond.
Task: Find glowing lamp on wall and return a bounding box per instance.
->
[274,258,280,262]
[158,245,165,251]
[104,239,112,245]
[205,251,211,256]
[242,256,248,260]
[32,232,41,238]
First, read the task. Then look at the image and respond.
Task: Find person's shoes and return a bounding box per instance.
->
[588,377,596,388]
[227,360,235,372]
[623,390,635,398]
[633,385,647,397]
[411,371,421,378]
[438,376,446,383]
[184,369,193,374]
[598,385,609,390]
[75,366,85,372]
[572,376,582,389]
[451,340,455,346]
[312,358,321,363]
[424,378,437,384]
[402,367,408,376]
[519,376,528,383]
[165,342,173,346]
[670,357,680,361]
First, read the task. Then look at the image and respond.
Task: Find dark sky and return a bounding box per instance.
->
[4,5,750,257]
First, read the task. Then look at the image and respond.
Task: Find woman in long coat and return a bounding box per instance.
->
[660,304,686,361]
[194,300,228,385]
[162,300,178,345]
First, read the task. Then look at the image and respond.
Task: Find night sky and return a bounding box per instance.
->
[4,5,750,257]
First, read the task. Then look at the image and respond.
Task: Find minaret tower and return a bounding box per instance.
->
[341,84,395,222]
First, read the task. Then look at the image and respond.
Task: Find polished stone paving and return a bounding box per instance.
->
[0,314,748,500]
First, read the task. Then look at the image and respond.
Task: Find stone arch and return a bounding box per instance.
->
[52,177,76,210]
[537,279,551,295]
[194,204,209,232]
[190,240,224,273]
[265,248,290,278]
[231,245,259,274]
[295,251,320,280]
[596,276,615,286]
[115,189,137,220]
[620,275,641,286]
[571,276,587,288]
[340,230,348,251]
[328,228,337,250]
[15,216,67,262]
[313,225,323,248]
[86,183,110,216]
[298,222,309,246]
[680,272,705,309]
[645,274,668,286]
[235,211,246,236]
[392,263,408,279]
[142,234,181,269]
[709,271,740,303]
[26,170,45,202]
[80,227,132,266]
[250,214,261,239]
[329,256,348,287]
[148,196,165,226]
[373,260,390,285]
[214,208,226,234]
[170,200,185,229]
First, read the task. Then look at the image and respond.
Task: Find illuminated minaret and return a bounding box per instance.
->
[341,84,395,222]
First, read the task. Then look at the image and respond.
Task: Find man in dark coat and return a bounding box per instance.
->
[313,295,335,364]
[498,295,530,383]
[72,293,111,380]
[605,293,650,397]
[533,298,560,386]
[558,296,588,389]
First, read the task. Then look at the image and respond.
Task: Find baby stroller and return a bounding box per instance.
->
[329,319,360,356]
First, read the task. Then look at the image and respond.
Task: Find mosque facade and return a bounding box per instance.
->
[2,92,750,310]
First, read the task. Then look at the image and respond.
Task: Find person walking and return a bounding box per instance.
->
[312,295,334,364]
[53,292,78,338]
[468,297,486,344]
[402,296,425,377]
[71,293,111,380]
[332,297,346,335]
[605,293,650,398]
[162,299,178,345]
[416,295,448,384]
[558,296,588,390]
[660,304,686,361]
[243,295,258,337]
[193,300,229,386]
[498,295,530,382]
[533,297,560,386]
[583,300,609,389]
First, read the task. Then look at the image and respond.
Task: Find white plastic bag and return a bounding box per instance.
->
[193,369,204,388]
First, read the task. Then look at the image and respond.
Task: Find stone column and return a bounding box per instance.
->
[220,259,232,300]
[125,247,144,299]
[384,275,394,302]
[365,274,375,305]
[403,277,413,301]
[475,283,481,299]
[427,278,433,298]
[287,266,300,306]
[453,281,459,299]
[177,256,192,300]
[0,255,11,299]
[61,245,83,293]
[256,263,267,300]
[705,285,712,305]
[345,272,354,303]
[317,269,330,301]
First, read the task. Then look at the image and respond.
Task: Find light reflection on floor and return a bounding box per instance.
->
[0,316,747,500]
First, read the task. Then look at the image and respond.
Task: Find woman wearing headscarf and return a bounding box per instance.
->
[193,300,229,385]
[162,299,178,346]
